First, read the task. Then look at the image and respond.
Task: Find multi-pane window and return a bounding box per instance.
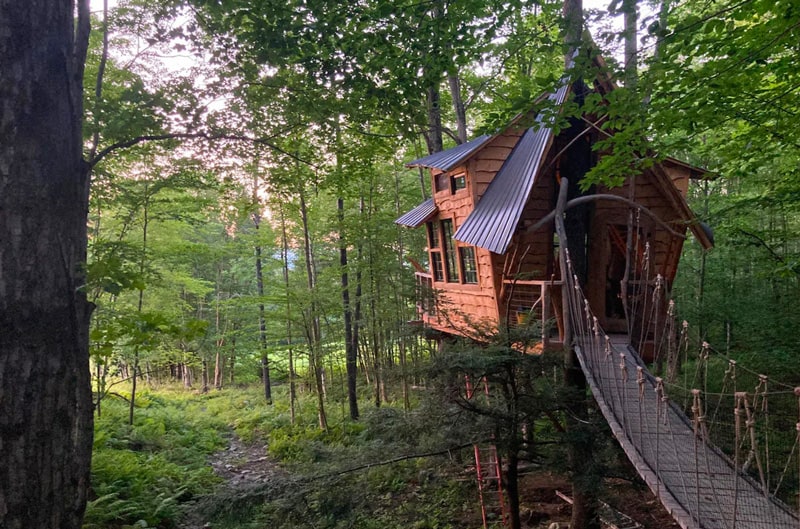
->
[427,222,444,282]
[427,222,439,249]
[460,246,478,284]
[431,253,444,282]
[441,219,459,282]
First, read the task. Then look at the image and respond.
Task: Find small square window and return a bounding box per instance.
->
[435,172,449,192]
[452,174,466,192]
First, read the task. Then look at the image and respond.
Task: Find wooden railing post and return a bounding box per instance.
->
[542,282,551,349]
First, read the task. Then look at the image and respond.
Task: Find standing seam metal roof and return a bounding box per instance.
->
[394,197,437,228]
[453,81,571,254]
[405,134,492,172]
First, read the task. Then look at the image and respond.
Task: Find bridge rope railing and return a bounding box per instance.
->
[630,244,800,512]
[561,245,800,529]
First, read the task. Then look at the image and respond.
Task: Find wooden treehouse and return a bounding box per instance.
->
[396,57,713,355]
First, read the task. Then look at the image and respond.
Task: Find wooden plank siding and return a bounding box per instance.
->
[469,129,524,200]
[424,244,498,335]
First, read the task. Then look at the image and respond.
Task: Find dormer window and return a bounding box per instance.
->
[434,171,467,194]
[435,172,449,193]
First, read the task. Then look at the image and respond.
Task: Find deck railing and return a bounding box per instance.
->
[502,279,563,350]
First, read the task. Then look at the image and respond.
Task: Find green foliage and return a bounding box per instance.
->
[88,395,226,528]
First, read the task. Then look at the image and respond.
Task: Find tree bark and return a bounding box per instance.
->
[0,1,93,528]
[448,72,468,143]
[562,0,583,65]
[425,82,444,154]
[229,324,237,386]
[129,178,149,425]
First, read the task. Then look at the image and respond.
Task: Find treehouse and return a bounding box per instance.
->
[396,59,713,355]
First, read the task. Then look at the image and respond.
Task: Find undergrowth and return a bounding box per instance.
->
[87,382,486,529]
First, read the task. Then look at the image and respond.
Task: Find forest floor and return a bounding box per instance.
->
[516,471,680,528]
[88,385,679,529]
[178,433,285,529]
[180,432,679,529]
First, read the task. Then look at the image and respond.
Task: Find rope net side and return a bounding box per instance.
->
[561,242,800,529]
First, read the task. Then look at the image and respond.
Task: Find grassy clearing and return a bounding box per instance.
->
[86,382,484,529]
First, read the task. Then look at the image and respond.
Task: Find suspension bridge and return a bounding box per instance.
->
[564,247,800,529]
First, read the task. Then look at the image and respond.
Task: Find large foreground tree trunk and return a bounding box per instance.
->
[0,1,94,528]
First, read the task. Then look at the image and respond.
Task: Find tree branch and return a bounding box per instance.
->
[89,128,315,168]
[737,228,799,276]
[73,0,91,123]
[89,0,110,161]
[314,441,479,479]
[525,193,688,240]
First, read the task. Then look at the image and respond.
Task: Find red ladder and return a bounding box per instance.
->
[465,376,508,528]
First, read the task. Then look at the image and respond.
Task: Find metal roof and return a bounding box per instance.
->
[395,198,437,228]
[405,134,492,171]
[454,81,571,254]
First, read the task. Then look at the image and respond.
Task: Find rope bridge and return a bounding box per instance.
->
[562,245,800,529]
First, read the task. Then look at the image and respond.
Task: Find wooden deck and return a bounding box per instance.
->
[576,335,798,529]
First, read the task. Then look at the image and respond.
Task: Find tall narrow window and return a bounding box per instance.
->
[427,222,439,249]
[431,253,444,282]
[427,221,444,282]
[460,246,478,284]
[441,219,459,282]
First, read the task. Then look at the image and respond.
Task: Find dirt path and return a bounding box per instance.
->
[179,434,285,529]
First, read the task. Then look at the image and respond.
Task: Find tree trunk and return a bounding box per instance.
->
[279,204,297,424]
[229,325,237,386]
[252,174,272,404]
[129,178,149,426]
[201,359,209,393]
[299,190,328,430]
[184,364,193,388]
[448,72,468,143]
[0,1,93,527]
[214,264,224,390]
[563,0,583,64]
[623,0,638,88]
[425,82,444,154]
[339,197,360,420]
[557,179,601,529]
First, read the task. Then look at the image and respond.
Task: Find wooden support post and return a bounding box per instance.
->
[556,177,600,529]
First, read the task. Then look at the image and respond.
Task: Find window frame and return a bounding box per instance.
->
[451,173,466,193]
[441,218,459,283]
[426,221,444,282]
[459,246,478,284]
